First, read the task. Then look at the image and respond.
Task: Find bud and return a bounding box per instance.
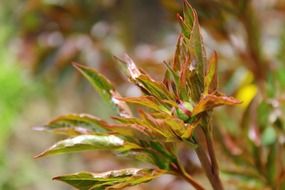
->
[176,101,194,122]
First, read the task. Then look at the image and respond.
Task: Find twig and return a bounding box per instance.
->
[172,162,205,190]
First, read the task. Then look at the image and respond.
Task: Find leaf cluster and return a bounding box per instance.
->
[36,2,240,190]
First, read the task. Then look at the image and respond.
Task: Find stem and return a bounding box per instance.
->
[194,126,224,190]
[181,171,205,190]
[175,161,205,190]
[205,129,219,177]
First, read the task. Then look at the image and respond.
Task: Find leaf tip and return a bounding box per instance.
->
[33,152,45,159]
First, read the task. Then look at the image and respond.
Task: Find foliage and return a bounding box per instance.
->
[34,0,285,190]
[36,2,241,190]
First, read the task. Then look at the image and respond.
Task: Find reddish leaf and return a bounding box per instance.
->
[192,93,241,116]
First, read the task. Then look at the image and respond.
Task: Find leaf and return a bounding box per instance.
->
[115,55,173,100]
[164,116,187,137]
[73,63,132,117]
[179,1,206,78]
[137,75,173,100]
[108,122,151,142]
[35,135,141,158]
[173,35,183,71]
[53,168,165,190]
[192,93,241,116]
[181,120,200,139]
[116,96,170,113]
[176,2,207,102]
[34,114,108,136]
[163,61,179,90]
[114,114,187,142]
[114,54,142,80]
[204,52,218,94]
[179,55,191,100]
[140,111,185,142]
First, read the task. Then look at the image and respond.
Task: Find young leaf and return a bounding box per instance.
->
[114,54,142,80]
[35,135,141,158]
[179,55,191,100]
[53,168,165,190]
[140,111,183,142]
[73,63,132,117]
[173,35,183,71]
[137,75,173,100]
[115,55,173,100]
[34,114,108,136]
[204,52,218,94]
[192,93,241,116]
[116,96,170,113]
[163,61,179,93]
[179,1,206,79]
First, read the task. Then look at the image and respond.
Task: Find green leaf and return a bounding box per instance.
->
[73,63,132,117]
[35,135,141,158]
[34,114,108,136]
[162,61,179,95]
[137,75,173,100]
[53,168,165,190]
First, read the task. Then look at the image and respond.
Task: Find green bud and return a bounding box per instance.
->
[176,101,194,121]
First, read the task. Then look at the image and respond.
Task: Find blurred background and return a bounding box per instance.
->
[0,0,284,189]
